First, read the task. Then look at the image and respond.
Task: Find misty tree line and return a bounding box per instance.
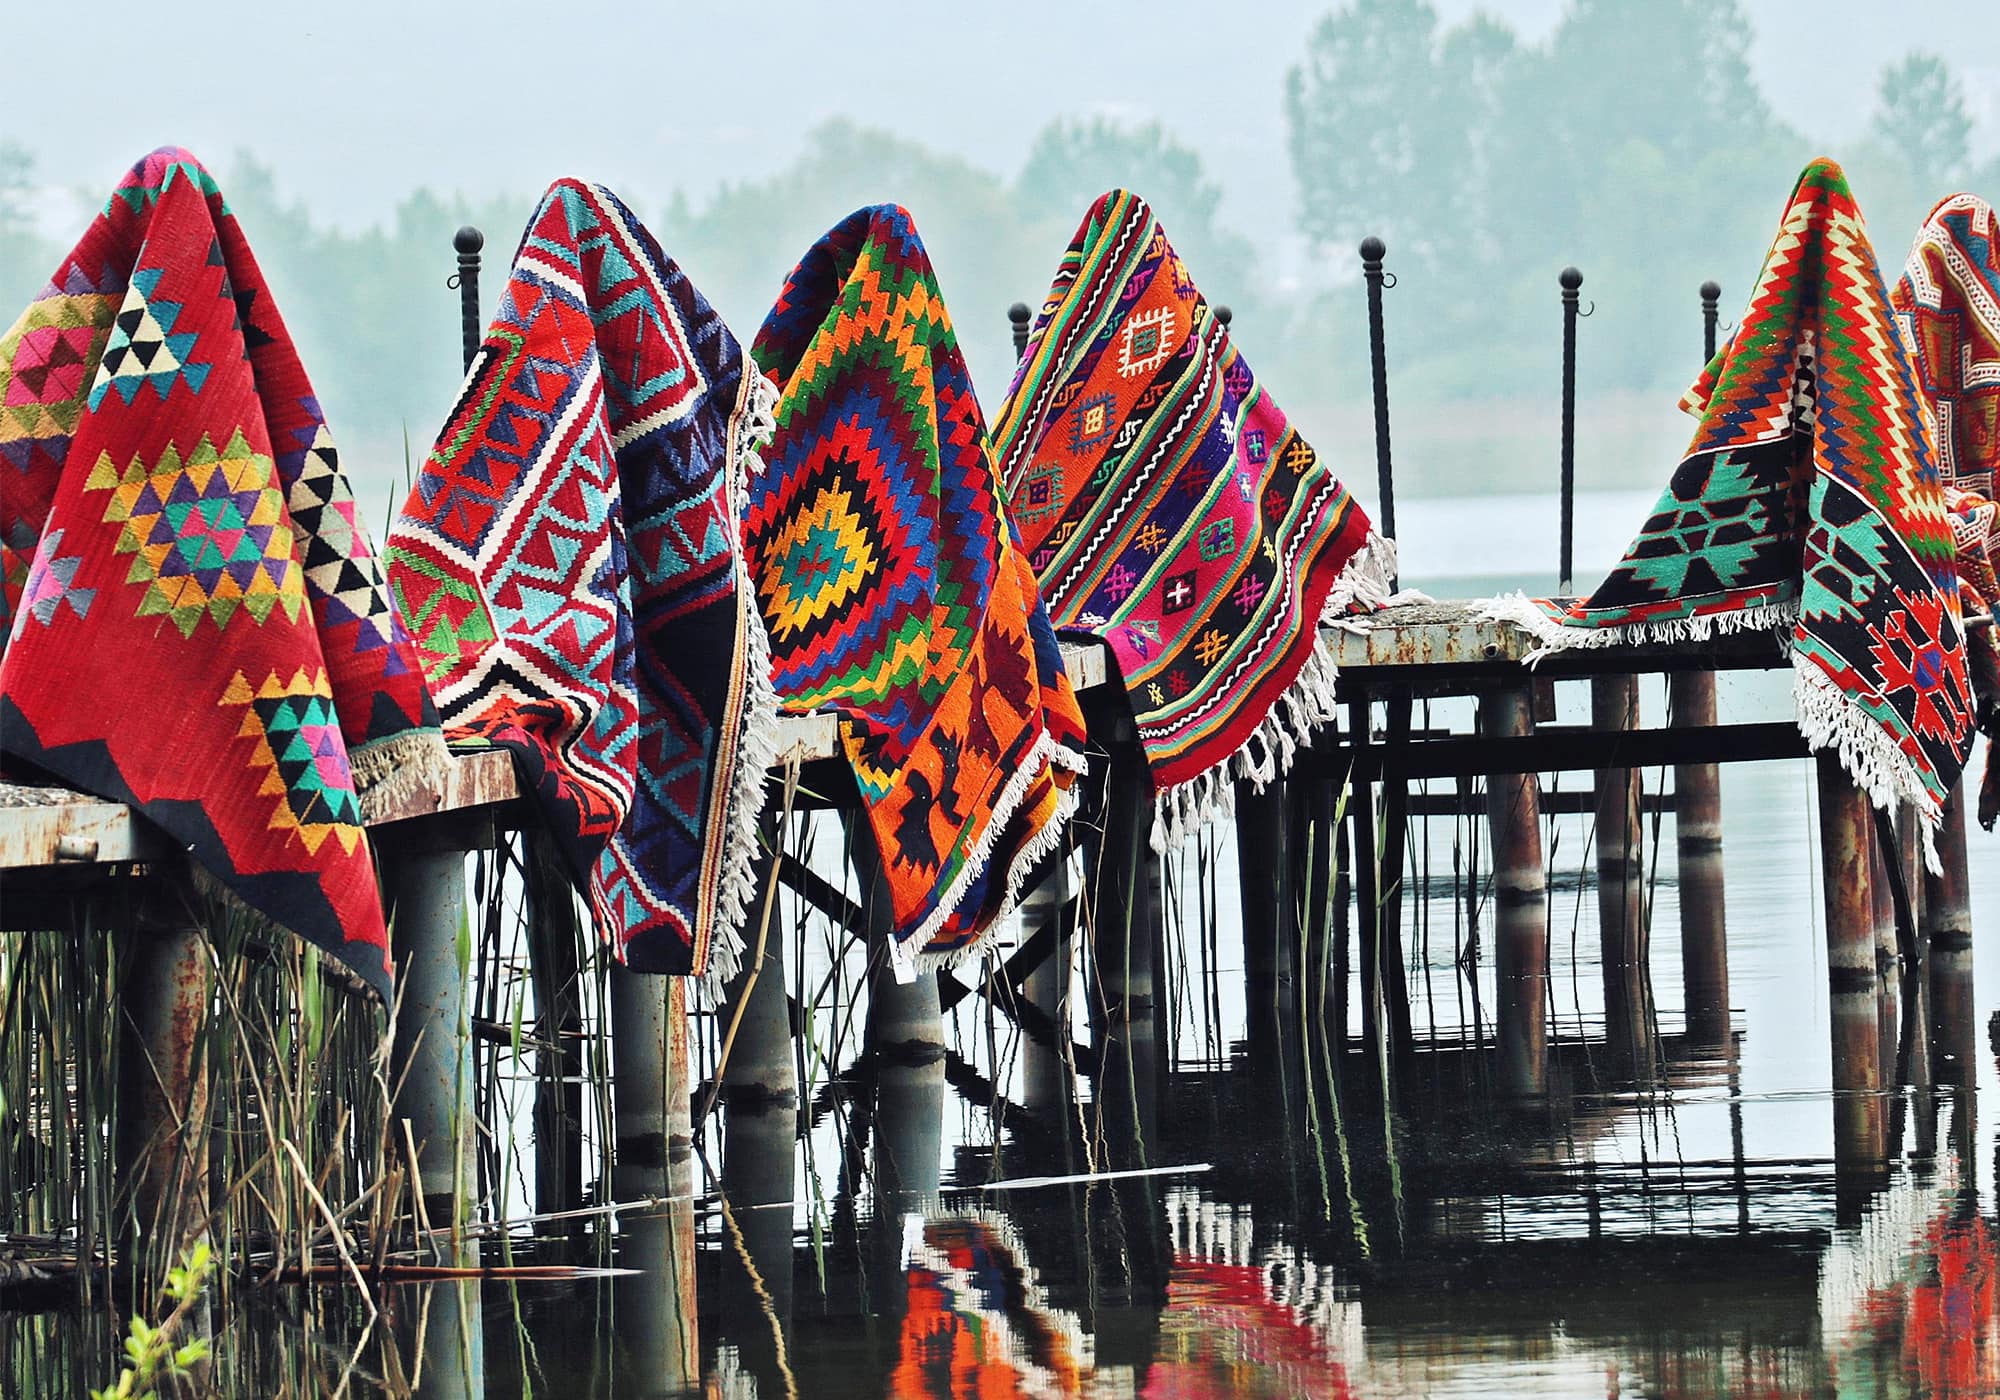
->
[1,0,1994,506]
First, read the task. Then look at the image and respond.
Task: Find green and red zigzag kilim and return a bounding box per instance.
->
[0,148,445,996]
[743,205,1088,969]
[990,190,1393,847]
[387,180,780,982]
[1892,192,2000,829]
[1483,159,1975,847]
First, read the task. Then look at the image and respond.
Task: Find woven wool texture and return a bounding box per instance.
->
[990,190,1392,848]
[1892,191,2000,828]
[743,205,1088,969]
[387,181,779,981]
[0,148,444,996]
[1483,159,1975,843]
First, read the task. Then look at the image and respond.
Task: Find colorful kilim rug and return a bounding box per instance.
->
[1892,191,2000,829]
[743,205,1088,970]
[1482,159,1975,847]
[990,190,1393,848]
[387,180,780,981]
[0,148,445,997]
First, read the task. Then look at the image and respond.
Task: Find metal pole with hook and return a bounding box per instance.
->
[1558,266,1586,596]
[450,226,484,375]
[1361,238,1398,589]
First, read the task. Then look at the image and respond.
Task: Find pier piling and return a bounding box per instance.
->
[113,916,212,1264]
[1816,756,1888,1193]
[1671,672,1730,1046]
[1480,688,1549,1099]
[1593,675,1651,1078]
[1924,781,1976,1090]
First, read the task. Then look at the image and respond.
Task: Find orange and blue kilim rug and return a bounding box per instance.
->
[387,181,780,981]
[743,205,1088,970]
[0,148,445,996]
[990,190,1393,847]
[1484,160,1976,848]
[1893,192,2000,828]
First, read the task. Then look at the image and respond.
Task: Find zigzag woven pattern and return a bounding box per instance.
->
[0,148,444,996]
[1893,192,2000,828]
[387,181,779,980]
[990,190,1390,847]
[1483,160,1975,838]
[744,205,1088,968]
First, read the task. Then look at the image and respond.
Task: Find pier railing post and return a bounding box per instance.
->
[1816,755,1888,1196]
[1009,301,1032,362]
[383,838,476,1244]
[1593,674,1651,1079]
[1359,237,1398,585]
[1923,780,1976,1090]
[451,226,483,375]
[1480,687,1548,1098]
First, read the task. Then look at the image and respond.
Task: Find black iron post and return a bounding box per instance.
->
[452,226,484,375]
[1701,280,1721,363]
[1559,266,1583,596]
[1360,238,1397,588]
[1009,302,1032,362]
[1214,304,1233,329]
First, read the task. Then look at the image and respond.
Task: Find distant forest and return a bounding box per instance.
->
[3,0,1994,517]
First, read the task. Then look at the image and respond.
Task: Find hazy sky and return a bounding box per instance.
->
[9,0,1998,259]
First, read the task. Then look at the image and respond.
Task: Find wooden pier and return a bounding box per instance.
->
[0,598,1983,1365]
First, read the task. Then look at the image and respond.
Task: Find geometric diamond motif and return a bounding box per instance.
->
[0,293,117,475]
[87,268,210,411]
[222,667,363,855]
[86,428,303,637]
[755,474,886,644]
[287,424,396,649]
[15,527,96,630]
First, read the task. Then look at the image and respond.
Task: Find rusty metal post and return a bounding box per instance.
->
[1817,756,1888,1192]
[1671,671,1730,1046]
[1593,675,1650,1078]
[611,972,698,1388]
[1925,781,1976,1090]
[384,845,475,1235]
[1480,688,1548,1098]
[114,919,212,1264]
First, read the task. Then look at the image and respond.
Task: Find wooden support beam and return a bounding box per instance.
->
[1816,756,1888,1194]
[1300,719,1809,784]
[1671,671,1730,1046]
[1480,688,1548,1099]
[1593,676,1651,1080]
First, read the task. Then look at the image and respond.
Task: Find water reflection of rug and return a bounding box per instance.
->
[891,1213,1089,1398]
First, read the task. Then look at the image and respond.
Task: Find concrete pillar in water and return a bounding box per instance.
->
[384,844,474,1237]
[1592,675,1651,1078]
[718,849,797,1383]
[1479,687,1548,1099]
[610,970,699,1390]
[114,918,212,1266]
[390,1280,483,1400]
[524,830,585,1234]
[1020,857,1076,1113]
[1237,778,1296,1062]
[1816,755,1888,1193]
[1870,817,1901,1086]
[1670,670,1730,1045]
[1924,781,1976,1091]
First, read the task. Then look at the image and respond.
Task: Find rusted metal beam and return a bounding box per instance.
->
[1299,720,1808,784]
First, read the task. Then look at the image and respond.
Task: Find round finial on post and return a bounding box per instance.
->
[1559,266,1583,294]
[1698,280,1721,304]
[1359,235,1386,266]
[1214,304,1233,328]
[1008,301,1032,361]
[452,226,486,376]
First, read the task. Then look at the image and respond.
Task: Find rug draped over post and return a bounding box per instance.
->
[1891,192,2000,828]
[0,148,445,996]
[1481,159,1975,854]
[989,189,1393,848]
[387,180,780,982]
[742,205,1088,971]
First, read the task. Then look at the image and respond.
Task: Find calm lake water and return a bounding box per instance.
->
[24,491,1999,1398]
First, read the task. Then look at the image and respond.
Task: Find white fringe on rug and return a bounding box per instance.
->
[1151,531,1400,853]
[1476,589,1946,870]
[694,369,787,996]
